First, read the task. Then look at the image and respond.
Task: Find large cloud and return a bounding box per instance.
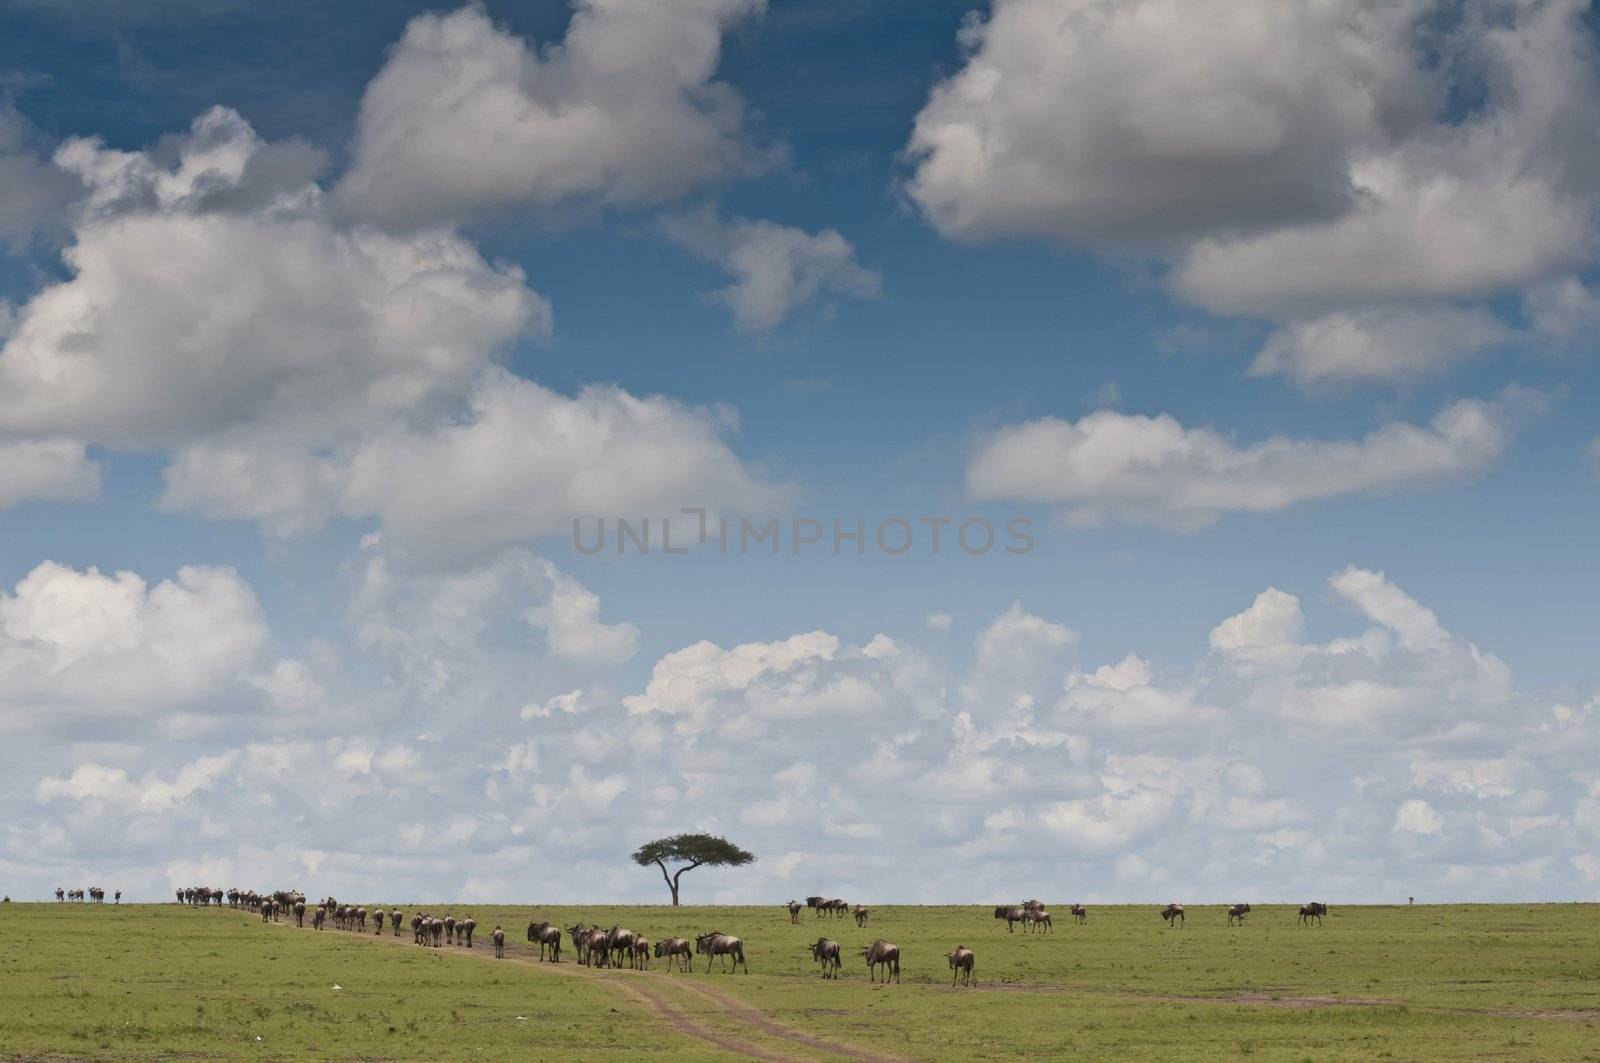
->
[907,0,1600,384]
[0,106,539,519]
[0,561,268,733]
[906,0,1428,247]
[336,2,772,228]
[0,106,784,550]
[2,199,540,451]
[966,395,1522,528]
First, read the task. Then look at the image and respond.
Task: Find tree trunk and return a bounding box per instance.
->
[656,859,701,906]
[655,859,680,905]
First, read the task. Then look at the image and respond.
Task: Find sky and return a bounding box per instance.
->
[0,0,1598,905]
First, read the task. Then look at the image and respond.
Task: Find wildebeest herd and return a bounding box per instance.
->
[789,896,869,926]
[534,922,746,974]
[55,887,118,903]
[156,885,1333,988]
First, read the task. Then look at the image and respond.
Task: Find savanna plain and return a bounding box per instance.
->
[1,901,1597,1061]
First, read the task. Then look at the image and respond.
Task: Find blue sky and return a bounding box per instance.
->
[1,0,1598,904]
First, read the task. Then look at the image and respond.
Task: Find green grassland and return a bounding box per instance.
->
[2,901,1597,1061]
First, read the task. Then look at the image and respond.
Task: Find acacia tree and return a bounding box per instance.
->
[632,833,755,906]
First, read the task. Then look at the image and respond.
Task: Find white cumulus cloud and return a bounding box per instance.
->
[336,1,772,228]
[908,0,1600,382]
[967,395,1523,528]
[0,561,268,732]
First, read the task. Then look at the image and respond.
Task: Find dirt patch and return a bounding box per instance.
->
[1473,1008,1600,1022]
[1226,993,1402,1009]
[667,976,905,1061]
[597,977,802,1062]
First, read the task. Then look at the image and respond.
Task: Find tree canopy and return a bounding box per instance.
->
[632,833,755,905]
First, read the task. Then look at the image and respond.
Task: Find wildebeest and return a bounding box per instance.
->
[313,906,326,930]
[55,888,64,902]
[1161,903,1185,927]
[528,921,562,962]
[948,946,975,986]
[493,927,506,959]
[615,926,642,968]
[853,904,869,927]
[566,924,591,965]
[1023,908,1053,933]
[787,899,802,923]
[114,891,122,904]
[260,900,274,922]
[1070,904,1087,924]
[810,937,842,979]
[695,931,748,973]
[391,909,403,937]
[430,919,444,947]
[293,900,306,927]
[412,914,425,944]
[461,918,477,948]
[1299,902,1327,926]
[993,905,1026,932]
[568,924,605,967]
[373,909,385,934]
[595,925,636,968]
[444,915,456,944]
[862,939,900,984]
[805,895,825,917]
[632,938,651,970]
[654,937,692,972]
[1227,903,1251,926]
